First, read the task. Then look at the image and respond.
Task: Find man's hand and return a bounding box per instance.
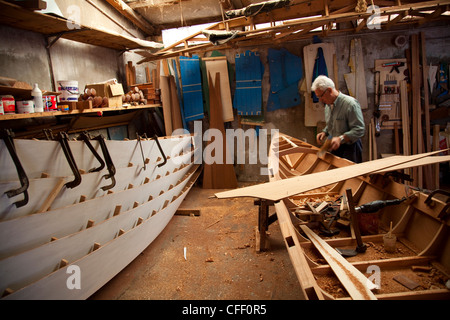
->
[316,132,326,145]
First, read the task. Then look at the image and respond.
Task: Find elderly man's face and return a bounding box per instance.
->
[315,88,333,105]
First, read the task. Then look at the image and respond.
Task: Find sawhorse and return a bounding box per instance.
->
[254,198,278,252]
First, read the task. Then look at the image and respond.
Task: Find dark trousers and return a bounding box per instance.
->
[332,139,363,163]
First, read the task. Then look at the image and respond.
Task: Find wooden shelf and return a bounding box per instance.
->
[0,0,162,51]
[0,104,161,121]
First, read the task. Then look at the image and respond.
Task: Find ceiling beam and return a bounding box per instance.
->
[104,0,156,35]
[138,0,450,62]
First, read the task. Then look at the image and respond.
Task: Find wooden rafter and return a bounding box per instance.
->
[384,10,408,29]
[137,0,450,62]
[105,0,156,35]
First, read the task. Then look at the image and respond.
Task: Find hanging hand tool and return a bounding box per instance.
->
[381,61,405,73]
[0,129,29,208]
[77,131,105,173]
[93,134,116,191]
[152,134,167,167]
[57,132,82,189]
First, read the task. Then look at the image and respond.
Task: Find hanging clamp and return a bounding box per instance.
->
[57,132,82,189]
[152,134,167,168]
[93,134,116,191]
[77,131,105,173]
[136,132,148,170]
[0,129,29,208]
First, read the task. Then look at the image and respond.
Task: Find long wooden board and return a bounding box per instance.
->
[0,135,192,181]
[0,148,195,220]
[215,150,444,201]
[204,57,234,122]
[0,166,198,295]
[0,162,194,259]
[300,224,377,300]
[2,168,200,299]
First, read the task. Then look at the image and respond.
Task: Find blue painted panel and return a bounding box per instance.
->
[233,50,264,116]
[179,55,204,122]
[267,48,303,111]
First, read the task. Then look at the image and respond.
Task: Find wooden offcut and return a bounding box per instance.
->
[203,72,238,189]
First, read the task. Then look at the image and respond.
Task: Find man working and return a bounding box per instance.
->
[311,75,365,163]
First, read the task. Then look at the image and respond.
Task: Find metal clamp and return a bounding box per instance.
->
[93,134,116,191]
[57,132,82,189]
[136,132,147,170]
[0,129,29,208]
[424,189,450,206]
[152,134,167,168]
[77,132,105,173]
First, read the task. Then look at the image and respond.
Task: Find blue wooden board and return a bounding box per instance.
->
[267,48,303,111]
[179,55,204,122]
[233,50,264,116]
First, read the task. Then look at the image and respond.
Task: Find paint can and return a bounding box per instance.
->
[57,80,79,102]
[44,95,57,111]
[1,95,15,114]
[17,100,35,114]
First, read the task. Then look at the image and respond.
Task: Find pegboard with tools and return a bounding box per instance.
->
[374,59,408,130]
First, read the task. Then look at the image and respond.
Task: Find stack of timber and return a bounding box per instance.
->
[130,83,161,105]
[216,132,450,300]
[0,131,201,299]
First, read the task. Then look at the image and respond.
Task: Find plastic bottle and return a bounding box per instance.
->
[32,83,44,112]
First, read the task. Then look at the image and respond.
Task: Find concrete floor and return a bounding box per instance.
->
[89,184,304,300]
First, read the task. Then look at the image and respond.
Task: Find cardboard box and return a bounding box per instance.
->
[85,83,124,108]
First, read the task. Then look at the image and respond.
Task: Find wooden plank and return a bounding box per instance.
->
[300,224,377,300]
[175,209,201,216]
[411,34,422,187]
[0,1,164,51]
[202,72,237,189]
[303,43,336,126]
[420,32,434,189]
[274,201,324,300]
[168,75,183,131]
[433,124,440,188]
[104,0,155,35]
[159,75,173,135]
[204,57,234,122]
[0,135,192,181]
[2,168,200,299]
[215,150,443,201]
[375,155,450,173]
[0,158,196,259]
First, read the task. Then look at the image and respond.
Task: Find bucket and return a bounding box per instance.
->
[383,233,397,253]
[57,80,79,102]
[1,95,15,114]
[17,100,35,114]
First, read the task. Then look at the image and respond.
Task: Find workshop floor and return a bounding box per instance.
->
[89,184,304,300]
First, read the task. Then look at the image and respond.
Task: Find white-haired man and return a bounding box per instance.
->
[311,75,365,163]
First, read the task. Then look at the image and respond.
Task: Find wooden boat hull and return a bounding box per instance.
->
[216,132,450,300]
[0,134,201,299]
